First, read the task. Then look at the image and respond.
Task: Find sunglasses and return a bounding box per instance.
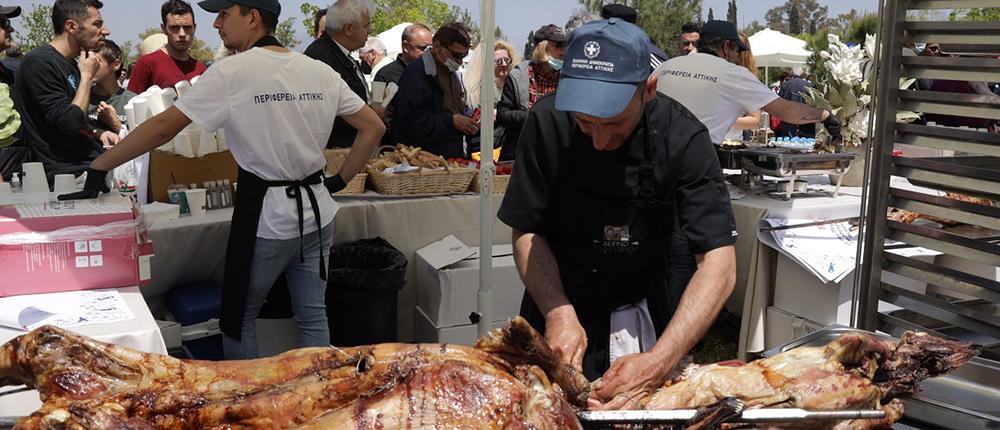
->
[0,17,10,31]
[443,44,468,61]
[495,57,512,67]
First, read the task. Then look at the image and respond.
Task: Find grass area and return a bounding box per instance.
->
[690,311,740,364]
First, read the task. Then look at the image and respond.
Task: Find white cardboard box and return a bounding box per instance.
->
[416,235,526,328]
[414,306,506,345]
[773,251,936,326]
[764,306,824,351]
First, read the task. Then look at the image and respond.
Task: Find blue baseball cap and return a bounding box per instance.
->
[555,18,651,118]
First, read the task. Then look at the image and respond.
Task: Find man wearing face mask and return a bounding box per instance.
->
[304,0,382,148]
[496,24,565,161]
[394,22,476,159]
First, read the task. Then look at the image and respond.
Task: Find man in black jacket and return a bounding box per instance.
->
[12,0,114,182]
[304,0,383,148]
[394,22,477,159]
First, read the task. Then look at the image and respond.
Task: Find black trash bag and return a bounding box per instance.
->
[326,237,407,346]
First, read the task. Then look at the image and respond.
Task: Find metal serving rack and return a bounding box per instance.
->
[853,0,1000,428]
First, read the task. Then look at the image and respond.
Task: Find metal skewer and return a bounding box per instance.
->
[577,408,886,424]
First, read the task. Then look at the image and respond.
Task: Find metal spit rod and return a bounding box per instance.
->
[577,408,886,424]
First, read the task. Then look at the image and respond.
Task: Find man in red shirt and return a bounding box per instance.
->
[127,0,206,93]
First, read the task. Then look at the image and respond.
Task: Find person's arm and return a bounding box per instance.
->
[91,107,191,171]
[71,51,100,114]
[762,98,829,125]
[337,105,386,180]
[25,61,91,136]
[591,245,736,409]
[496,75,527,127]
[512,229,588,371]
[731,111,761,131]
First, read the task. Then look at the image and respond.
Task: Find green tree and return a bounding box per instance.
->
[579,0,703,56]
[787,3,802,35]
[742,20,764,36]
[276,18,301,49]
[727,0,738,26]
[119,40,136,66]
[949,8,1000,21]
[708,7,715,21]
[844,13,877,45]
[17,4,53,53]
[523,31,535,61]
[138,28,214,64]
[765,0,828,35]
[301,2,322,36]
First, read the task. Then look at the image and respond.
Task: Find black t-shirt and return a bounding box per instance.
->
[498,92,737,256]
[373,55,406,85]
[13,45,102,179]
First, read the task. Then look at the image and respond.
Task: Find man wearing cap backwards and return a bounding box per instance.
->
[655,20,842,145]
[59,0,385,359]
[498,18,737,410]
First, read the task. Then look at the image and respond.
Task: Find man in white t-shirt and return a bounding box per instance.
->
[59,0,386,359]
[655,20,841,145]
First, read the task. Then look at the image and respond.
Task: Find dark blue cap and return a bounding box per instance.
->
[198,0,281,17]
[555,18,651,118]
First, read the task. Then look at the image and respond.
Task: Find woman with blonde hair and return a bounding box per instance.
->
[725,32,762,141]
[464,40,520,109]
[463,40,520,157]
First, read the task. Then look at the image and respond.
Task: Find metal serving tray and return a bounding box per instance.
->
[764,326,1000,430]
[738,149,857,176]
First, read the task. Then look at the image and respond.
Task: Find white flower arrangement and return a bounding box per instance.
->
[802,34,918,152]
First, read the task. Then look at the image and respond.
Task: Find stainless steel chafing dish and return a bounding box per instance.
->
[736,148,858,199]
[764,326,1000,430]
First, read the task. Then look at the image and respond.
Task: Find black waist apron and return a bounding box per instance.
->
[520,114,680,379]
[219,166,328,340]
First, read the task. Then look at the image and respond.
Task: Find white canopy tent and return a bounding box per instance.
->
[748,28,812,84]
[375,21,413,61]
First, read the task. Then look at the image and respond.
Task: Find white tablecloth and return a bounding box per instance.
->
[729,186,863,360]
[143,193,511,343]
[0,286,166,418]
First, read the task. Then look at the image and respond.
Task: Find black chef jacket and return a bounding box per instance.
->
[497,92,737,378]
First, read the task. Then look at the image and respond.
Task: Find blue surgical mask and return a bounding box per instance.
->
[548,58,563,71]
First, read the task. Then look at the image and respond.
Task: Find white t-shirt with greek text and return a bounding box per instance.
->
[654,53,778,144]
[175,47,365,239]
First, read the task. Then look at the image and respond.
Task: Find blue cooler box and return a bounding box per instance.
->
[166,281,224,360]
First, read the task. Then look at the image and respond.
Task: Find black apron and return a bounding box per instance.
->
[520,111,683,381]
[219,36,329,341]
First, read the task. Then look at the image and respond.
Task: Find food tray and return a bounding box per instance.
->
[334,173,366,195]
[737,149,856,176]
[365,166,476,195]
[764,326,1000,430]
[717,146,746,170]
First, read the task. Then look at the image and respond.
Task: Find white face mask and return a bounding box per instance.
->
[444,57,461,73]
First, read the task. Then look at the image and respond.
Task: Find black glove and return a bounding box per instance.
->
[58,168,110,200]
[324,174,347,194]
[822,113,844,151]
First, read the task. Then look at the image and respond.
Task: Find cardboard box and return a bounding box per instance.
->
[148,149,237,203]
[773,251,936,326]
[764,306,823,351]
[414,306,506,345]
[0,195,153,297]
[416,235,526,328]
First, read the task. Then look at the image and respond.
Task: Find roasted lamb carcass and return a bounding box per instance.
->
[646,331,980,430]
[0,317,588,430]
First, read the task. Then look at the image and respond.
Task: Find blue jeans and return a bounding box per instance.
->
[223,223,333,359]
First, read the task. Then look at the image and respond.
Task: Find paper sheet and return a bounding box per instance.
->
[0,289,135,331]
